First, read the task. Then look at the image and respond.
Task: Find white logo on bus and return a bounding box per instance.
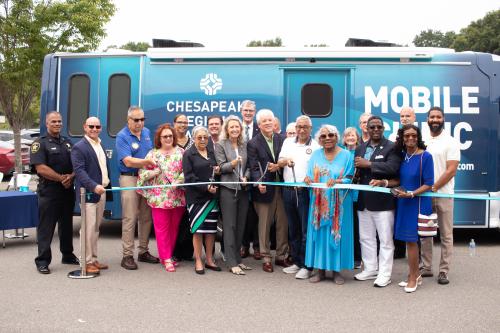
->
[200,73,223,96]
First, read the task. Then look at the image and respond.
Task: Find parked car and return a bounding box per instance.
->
[0,129,38,146]
[0,141,31,175]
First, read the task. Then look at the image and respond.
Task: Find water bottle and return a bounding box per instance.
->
[468,239,476,257]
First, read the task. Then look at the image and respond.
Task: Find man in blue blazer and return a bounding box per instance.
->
[71,117,111,274]
[247,109,290,273]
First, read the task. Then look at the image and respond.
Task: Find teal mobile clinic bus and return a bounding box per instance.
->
[39,47,500,228]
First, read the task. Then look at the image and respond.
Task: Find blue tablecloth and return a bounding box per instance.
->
[0,191,39,230]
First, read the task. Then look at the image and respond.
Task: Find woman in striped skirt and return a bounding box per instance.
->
[182,126,222,275]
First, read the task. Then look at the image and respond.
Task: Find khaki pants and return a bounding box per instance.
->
[80,192,106,264]
[254,189,288,263]
[421,198,454,274]
[119,175,153,257]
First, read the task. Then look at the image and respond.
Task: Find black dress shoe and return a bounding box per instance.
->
[205,263,222,272]
[37,265,51,274]
[195,268,205,275]
[61,255,80,265]
[138,251,160,264]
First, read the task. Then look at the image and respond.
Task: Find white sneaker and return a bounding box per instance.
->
[373,275,392,287]
[295,268,311,279]
[283,264,300,274]
[354,270,378,281]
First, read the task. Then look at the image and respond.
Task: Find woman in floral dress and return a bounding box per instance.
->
[137,123,185,272]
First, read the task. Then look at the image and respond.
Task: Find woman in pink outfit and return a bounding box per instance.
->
[137,123,185,272]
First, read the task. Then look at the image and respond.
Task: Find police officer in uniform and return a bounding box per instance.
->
[31,111,79,274]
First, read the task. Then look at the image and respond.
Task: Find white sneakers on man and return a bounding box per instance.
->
[283,264,300,274]
[373,275,392,287]
[354,270,378,281]
[295,268,311,279]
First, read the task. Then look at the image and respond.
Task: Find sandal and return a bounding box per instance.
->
[238,263,252,271]
[230,266,246,275]
[309,270,325,283]
[164,260,176,272]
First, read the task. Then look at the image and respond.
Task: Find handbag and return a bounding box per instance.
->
[417,153,438,237]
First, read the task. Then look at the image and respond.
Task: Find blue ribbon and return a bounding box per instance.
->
[104,181,499,201]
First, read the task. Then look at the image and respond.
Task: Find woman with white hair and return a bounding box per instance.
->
[182,126,221,275]
[214,115,251,275]
[304,124,355,284]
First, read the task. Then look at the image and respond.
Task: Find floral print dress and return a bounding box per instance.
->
[137,147,186,209]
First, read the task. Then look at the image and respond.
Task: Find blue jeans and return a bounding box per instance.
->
[283,187,310,268]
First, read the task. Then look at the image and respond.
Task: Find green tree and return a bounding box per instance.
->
[452,10,500,55]
[413,29,456,48]
[106,41,151,52]
[0,0,115,172]
[247,37,283,47]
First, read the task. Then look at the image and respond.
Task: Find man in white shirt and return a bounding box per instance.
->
[277,115,320,279]
[358,113,371,143]
[421,106,460,285]
[240,100,261,259]
[241,100,259,142]
[71,117,111,274]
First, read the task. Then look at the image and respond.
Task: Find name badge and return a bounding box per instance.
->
[131,142,139,150]
[375,154,384,159]
[306,148,312,155]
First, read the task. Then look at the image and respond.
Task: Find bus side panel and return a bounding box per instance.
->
[39,55,59,134]
[353,60,492,226]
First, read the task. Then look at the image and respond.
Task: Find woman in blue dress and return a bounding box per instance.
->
[304,125,354,285]
[372,124,433,293]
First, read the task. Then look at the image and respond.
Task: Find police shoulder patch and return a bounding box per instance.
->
[31,142,40,153]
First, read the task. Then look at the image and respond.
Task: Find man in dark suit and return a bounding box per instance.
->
[71,117,111,274]
[240,100,261,259]
[247,109,290,273]
[353,116,401,287]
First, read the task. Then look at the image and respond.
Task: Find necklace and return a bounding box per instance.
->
[405,150,417,163]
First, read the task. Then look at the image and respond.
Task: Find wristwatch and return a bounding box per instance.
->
[408,191,414,198]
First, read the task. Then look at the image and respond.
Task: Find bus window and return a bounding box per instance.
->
[107,74,131,136]
[301,83,332,117]
[68,74,90,136]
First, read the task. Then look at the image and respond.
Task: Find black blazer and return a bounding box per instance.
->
[247,132,284,203]
[355,137,401,211]
[182,145,219,205]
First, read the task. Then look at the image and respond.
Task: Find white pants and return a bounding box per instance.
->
[358,209,395,278]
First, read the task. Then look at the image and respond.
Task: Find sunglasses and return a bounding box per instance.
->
[130,117,146,123]
[87,125,101,129]
[369,125,384,130]
[319,133,337,140]
[161,135,173,139]
[50,120,62,124]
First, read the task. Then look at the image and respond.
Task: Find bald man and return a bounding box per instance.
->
[71,117,111,274]
[389,107,416,141]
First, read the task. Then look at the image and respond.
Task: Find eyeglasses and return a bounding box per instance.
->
[369,125,384,130]
[241,109,255,113]
[161,135,173,139]
[196,136,208,141]
[175,121,189,125]
[129,117,146,123]
[87,125,101,129]
[403,134,418,139]
[319,133,337,140]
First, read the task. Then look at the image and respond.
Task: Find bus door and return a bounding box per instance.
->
[99,56,142,220]
[284,69,350,134]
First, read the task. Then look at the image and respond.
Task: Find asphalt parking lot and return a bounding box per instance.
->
[0,179,499,332]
